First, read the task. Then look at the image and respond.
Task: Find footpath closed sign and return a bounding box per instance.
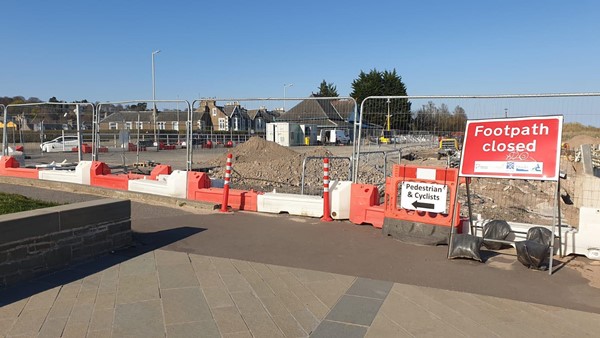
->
[459,115,563,180]
[400,182,448,213]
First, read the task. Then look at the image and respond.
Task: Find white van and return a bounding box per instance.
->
[317,129,350,145]
[40,135,79,152]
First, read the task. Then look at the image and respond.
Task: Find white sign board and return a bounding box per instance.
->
[400,182,448,213]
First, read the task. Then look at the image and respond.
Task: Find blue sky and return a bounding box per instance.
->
[1,0,599,104]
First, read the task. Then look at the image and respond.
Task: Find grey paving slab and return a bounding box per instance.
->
[271,312,307,337]
[55,284,82,303]
[157,264,199,289]
[161,287,212,325]
[0,299,28,319]
[365,312,411,338]
[310,320,367,338]
[211,306,249,335]
[189,254,217,272]
[303,279,352,309]
[203,287,235,309]
[220,273,253,293]
[93,291,116,310]
[378,290,466,337]
[7,309,48,336]
[345,278,393,300]
[241,312,285,338]
[86,329,112,338]
[116,273,159,304]
[65,303,93,326]
[257,296,289,318]
[0,318,15,337]
[118,253,156,277]
[211,257,239,276]
[61,323,89,338]
[46,300,75,319]
[154,249,191,266]
[324,294,383,327]
[390,283,500,337]
[291,309,320,335]
[249,262,279,280]
[113,300,165,338]
[22,287,60,311]
[303,298,330,320]
[75,289,98,306]
[230,291,267,316]
[222,331,253,338]
[166,320,221,338]
[88,308,114,332]
[230,259,254,273]
[194,270,226,289]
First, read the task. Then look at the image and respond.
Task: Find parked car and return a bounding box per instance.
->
[40,135,79,152]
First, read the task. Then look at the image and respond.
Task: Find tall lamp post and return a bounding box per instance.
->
[283,83,293,112]
[152,50,161,150]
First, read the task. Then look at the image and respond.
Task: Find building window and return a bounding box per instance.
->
[212,108,217,117]
[256,117,263,131]
[218,118,228,131]
[197,120,205,130]
[157,122,166,130]
[125,122,133,130]
[109,122,118,130]
[233,117,239,131]
[135,121,144,130]
[172,121,179,131]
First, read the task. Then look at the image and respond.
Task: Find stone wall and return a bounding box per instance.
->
[0,198,131,287]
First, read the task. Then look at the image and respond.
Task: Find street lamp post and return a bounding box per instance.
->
[152,50,161,150]
[283,83,293,112]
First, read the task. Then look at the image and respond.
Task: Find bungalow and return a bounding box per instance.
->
[277,98,355,130]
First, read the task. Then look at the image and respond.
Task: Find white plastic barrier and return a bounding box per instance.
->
[257,192,323,217]
[257,180,352,219]
[38,161,93,185]
[330,181,352,220]
[128,170,187,198]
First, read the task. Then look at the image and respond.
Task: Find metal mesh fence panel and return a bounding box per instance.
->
[2,102,95,166]
[190,97,357,195]
[356,94,600,227]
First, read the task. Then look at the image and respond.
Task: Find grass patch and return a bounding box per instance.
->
[0,192,60,215]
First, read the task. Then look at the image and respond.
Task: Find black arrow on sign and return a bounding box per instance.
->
[412,201,435,209]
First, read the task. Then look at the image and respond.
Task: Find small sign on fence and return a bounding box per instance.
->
[459,115,563,180]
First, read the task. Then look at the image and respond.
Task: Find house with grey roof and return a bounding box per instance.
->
[277,98,355,130]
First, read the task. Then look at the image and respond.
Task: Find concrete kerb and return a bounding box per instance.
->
[0,176,217,214]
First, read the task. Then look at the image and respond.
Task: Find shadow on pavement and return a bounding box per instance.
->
[0,226,205,307]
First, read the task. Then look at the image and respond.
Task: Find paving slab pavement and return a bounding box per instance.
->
[2,250,600,337]
[2,182,600,336]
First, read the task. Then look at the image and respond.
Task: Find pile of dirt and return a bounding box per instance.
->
[565,135,600,148]
[208,137,356,194]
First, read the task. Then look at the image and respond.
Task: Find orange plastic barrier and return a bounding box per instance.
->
[72,144,93,153]
[187,172,212,199]
[149,165,172,180]
[349,183,385,228]
[0,156,39,179]
[385,165,463,231]
[89,161,145,190]
[188,187,260,211]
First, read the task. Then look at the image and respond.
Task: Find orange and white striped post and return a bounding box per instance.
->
[321,157,333,222]
[220,153,232,212]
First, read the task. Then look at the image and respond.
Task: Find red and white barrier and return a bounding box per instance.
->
[221,153,232,212]
[38,161,93,185]
[321,158,333,222]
